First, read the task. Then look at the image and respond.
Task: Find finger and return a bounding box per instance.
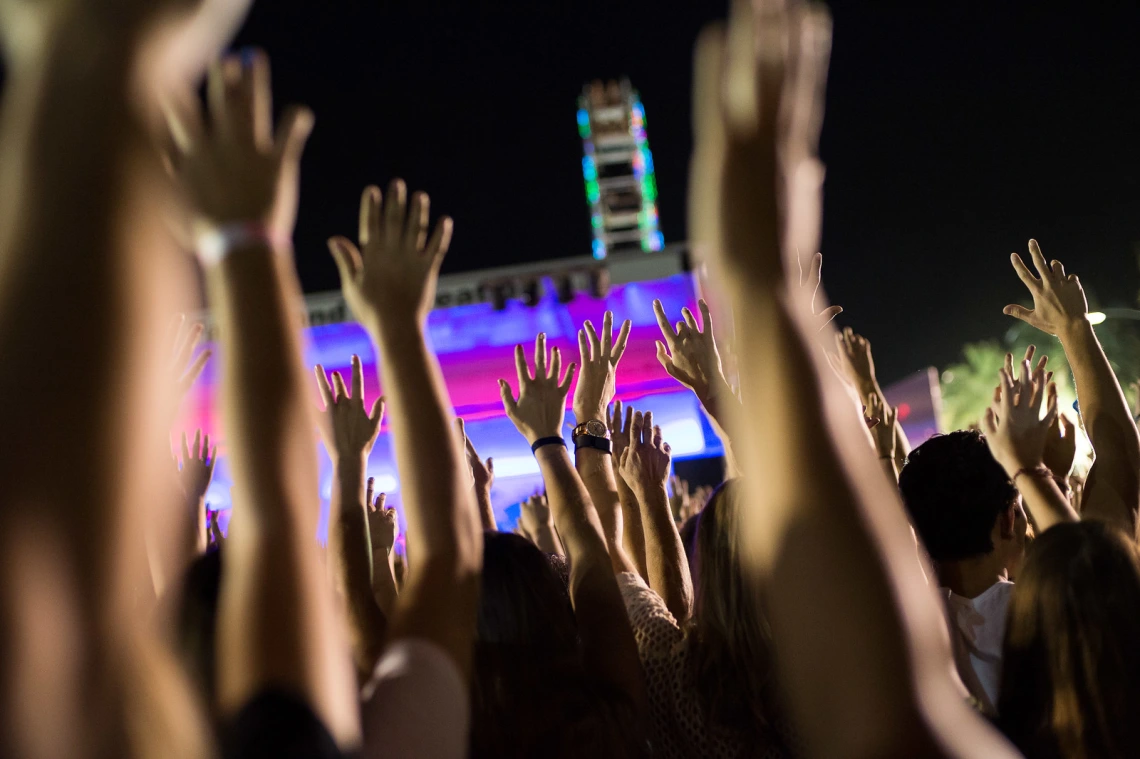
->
[623,403,633,436]
[652,424,663,448]
[405,191,429,252]
[370,396,386,426]
[631,410,644,446]
[202,434,211,461]
[273,105,314,171]
[584,320,600,357]
[558,363,577,395]
[455,417,468,451]
[611,398,623,431]
[1050,259,1066,280]
[1028,239,1051,282]
[1000,368,1016,414]
[653,299,677,347]
[486,458,494,477]
[643,411,654,446]
[351,354,364,401]
[612,320,631,362]
[1010,252,1041,290]
[181,348,212,391]
[383,178,408,252]
[328,236,363,282]
[359,186,382,247]
[227,55,256,145]
[816,306,843,328]
[1023,345,1035,366]
[535,333,547,379]
[206,58,234,139]
[982,407,998,436]
[698,299,714,338]
[681,307,699,332]
[331,371,348,402]
[1044,382,1059,424]
[1060,413,1075,437]
[208,447,218,477]
[662,442,671,456]
[172,321,204,373]
[424,216,454,269]
[515,343,532,385]
[498,379,519,416]
[181,432,190,465]
[192,429,202,459]
[241,51,273,149]
[550,346,562,383]
[314,365,334,408]
[1004,304,1036,323]
[366,477,375,512]
[375,492,387,512]
[675,321,686,336]
[602,311,614,355]
[578,328,591,365]
[807,251,823,292]
[1034,354,1048,375]
[1004,353,1014,384]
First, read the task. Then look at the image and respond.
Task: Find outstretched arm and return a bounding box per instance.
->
[618,410,693,623]
[328,179,482,681]
[572,313,639,575]
[690,3,1020,757]
[611,400,649,578]
[501,335,647,723]
[176,54,359,746]
[982,361,1078,532]
[315,357,388,681]
[1004,241,1140,537]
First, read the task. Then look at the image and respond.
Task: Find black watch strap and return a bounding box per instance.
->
[573,434,612,454]
[531,436,566,454]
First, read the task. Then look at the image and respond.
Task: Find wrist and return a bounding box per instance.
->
[1059,317,1096,344]
[333,453,369,478]
[573,406,607,426]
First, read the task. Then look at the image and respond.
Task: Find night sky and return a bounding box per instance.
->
[138,4,1140,383]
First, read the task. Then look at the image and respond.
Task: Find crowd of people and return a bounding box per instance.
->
[1,1,1138,758]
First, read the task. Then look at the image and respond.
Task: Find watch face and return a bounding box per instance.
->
[585,419,608,437]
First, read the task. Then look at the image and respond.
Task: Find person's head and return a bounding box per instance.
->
[998,521,1140,759]
[688,480,786,747]
[899,430,1025,566]
[471,531,644,759]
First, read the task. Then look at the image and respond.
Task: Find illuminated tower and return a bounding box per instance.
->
[578,79,663,260]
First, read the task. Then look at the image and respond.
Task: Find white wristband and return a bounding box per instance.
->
[194,222,289,266]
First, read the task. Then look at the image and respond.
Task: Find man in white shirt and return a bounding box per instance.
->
[899,430,1027,714]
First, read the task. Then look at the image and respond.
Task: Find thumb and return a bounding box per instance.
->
[1003,305,1035,323]
[498,379,518,415]
[275,106,315,168]
[982,407,998,436]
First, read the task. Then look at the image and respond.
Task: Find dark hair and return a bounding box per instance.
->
[471,531,645,759]
[678,512,700,585]
[898,430,1018,561]
[174,548,222,706]
[998,521,1140,759]
[687,480,787,749]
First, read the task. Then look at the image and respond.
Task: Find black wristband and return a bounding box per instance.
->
[531,436,566,454]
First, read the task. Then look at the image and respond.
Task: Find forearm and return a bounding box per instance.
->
[371,550,398,617]
[616,477,649,579]
[366,317,481,679]
[574,448,638,574]
[637,485,693,623]
[729,291,993,759]
[1061,320,1140,531]
[475,488,498,532]
[1008,469,1079,533]
[330,457,387,678]
[367,318,480,570]
[209,247,359,745]
[529,523,563,555]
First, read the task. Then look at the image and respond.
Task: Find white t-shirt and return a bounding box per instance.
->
[362,638,469,759]
[942,580,1013,714]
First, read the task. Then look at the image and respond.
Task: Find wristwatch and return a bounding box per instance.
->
[573,419,612,454]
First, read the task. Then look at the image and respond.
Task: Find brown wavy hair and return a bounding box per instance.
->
[998,520,1140,759]
[687,480,787,749]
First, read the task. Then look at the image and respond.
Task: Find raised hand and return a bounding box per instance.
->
[519,494,553,541]
[168,315,212,404]
[1005,240,1090,336]
[178,428,218,504]
[314,355,385,464]
[366,487,397,557]
[866,394,898,461]
[617,411,672,497]
[653,298,729,404]
[456,419,494,494]
[500,333,576,445]
[668,475,690,522]
[835,327,876,394]
[573,311,631,425]
[799,252,843,330]
[209,509,226,547]
[329,180,454,330]
[1043,413,1078,480]
[166,52,314,248]
[983,359,1057,475]
[609,399,634,462]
